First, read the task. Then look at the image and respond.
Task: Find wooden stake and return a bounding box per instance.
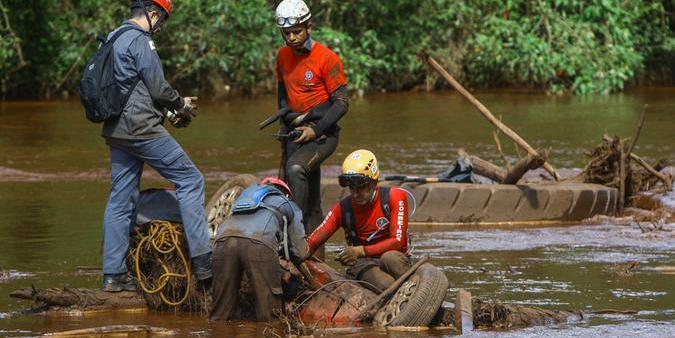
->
[420,52,560,181]
[618,139,626,214]
[627,104,647,157]
[454,289,473,334]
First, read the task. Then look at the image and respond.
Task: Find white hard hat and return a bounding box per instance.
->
[275,0,311,28]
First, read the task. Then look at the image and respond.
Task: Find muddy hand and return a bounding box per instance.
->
[293,126,317,143]
[336,246,364,266]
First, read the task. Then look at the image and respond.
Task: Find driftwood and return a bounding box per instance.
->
[12,285,586,333]
[420,52,560,181]
[630,154,672,191]
[473,300,582,329]
[459,150,546,184]
[10,287,146,310]
[43,325,174,337]
[432,298,582,330]
[601,135,672,191]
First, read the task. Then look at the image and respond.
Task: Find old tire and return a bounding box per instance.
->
[374,263,449,327]
[206,174,257,239]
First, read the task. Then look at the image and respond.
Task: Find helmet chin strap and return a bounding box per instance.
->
[137,0,156,33]
[300,35,313,53]
[368,186,377,204]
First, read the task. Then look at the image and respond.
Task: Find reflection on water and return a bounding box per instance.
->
[0,90,674,336]
[0,89,673,176]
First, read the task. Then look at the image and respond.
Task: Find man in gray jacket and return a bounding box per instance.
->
[210,177,309,322]
[101,0,212,291]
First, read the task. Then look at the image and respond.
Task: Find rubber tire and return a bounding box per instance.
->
[205,174,258,238]
[378,263,449,327]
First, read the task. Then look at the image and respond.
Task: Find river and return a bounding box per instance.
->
[0,89,673,337]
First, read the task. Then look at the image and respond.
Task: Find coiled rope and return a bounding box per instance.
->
[133,220,191,306]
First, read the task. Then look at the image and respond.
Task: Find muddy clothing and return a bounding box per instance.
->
[211,189,308,322]
[214,189,309,264]
[307,187,410,290]
[210,237,283,322]
[276,42,348,233]
[348,250,412,292]
[307,187,410,256]
[102,20,184,140]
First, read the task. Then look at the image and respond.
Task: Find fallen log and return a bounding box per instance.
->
[43,325,174,337]
[459,149,546,184]
[420,51,560,181]
[473,300,582,329]
[10,287,146,311]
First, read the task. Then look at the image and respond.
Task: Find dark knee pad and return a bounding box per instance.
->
[286,164,308,180]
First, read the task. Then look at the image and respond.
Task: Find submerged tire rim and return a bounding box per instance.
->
[374,275,419,326]
[207,186,243,239]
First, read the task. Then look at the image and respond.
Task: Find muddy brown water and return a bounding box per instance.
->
[0,89,674,337]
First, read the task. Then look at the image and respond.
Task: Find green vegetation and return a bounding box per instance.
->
[0,0,673,99]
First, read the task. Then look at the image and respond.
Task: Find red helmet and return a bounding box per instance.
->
[152,0,172,18]
[259,177,292,197]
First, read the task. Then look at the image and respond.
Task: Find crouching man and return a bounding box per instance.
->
[210,177,309,322]
[306,150,412,292]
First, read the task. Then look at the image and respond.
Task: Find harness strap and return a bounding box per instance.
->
[260,203,290,261]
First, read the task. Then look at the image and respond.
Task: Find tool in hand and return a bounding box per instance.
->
[272,129,303,140]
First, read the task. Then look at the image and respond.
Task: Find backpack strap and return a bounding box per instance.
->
[340,196,358,246]
[259,203,290,261]
[105,25,143,111]
[379,186,391,219]
[106,25,141,45]
[340,186,392,246]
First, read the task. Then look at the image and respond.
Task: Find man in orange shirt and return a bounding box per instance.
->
[274,0,349,237]
[306,150,413,292]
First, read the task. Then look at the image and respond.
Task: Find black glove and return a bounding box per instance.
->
[168,96,198,128]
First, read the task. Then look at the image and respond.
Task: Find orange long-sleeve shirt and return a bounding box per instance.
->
[307,187,409,257]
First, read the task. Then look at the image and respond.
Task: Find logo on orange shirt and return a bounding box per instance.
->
[304,70,314,81]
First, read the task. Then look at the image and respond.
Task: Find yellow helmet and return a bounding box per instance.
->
[341,149,380,180]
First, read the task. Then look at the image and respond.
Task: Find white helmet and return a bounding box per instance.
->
[275,0,311,28]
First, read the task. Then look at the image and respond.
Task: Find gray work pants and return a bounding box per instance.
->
[102,135,210,274]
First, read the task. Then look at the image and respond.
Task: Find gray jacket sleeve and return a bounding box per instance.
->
[280,200,309,264]
[129,35,184,111]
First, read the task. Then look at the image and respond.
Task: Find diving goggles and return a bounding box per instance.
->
[276,14,310,27]
[338,174,372,188]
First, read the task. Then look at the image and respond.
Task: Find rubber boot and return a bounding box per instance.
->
[192,252,213,282]
[102,273,138,292]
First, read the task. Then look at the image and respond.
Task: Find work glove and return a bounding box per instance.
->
[168,96,198,128]
[335,246,365,266]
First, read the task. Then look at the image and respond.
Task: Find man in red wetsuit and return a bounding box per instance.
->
[274,0,349,241]
[306,149,412,291]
